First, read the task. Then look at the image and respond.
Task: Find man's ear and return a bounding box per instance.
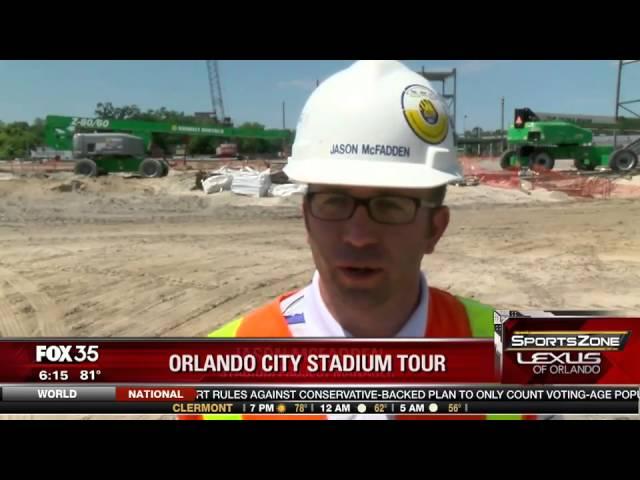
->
[302,197,311,245]
[424,206,449,254]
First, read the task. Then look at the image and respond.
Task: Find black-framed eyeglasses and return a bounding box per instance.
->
[305,191,439,225]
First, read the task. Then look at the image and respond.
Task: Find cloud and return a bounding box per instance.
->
[277,79,317,91]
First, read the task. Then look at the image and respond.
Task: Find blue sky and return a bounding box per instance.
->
[0,60,638,132]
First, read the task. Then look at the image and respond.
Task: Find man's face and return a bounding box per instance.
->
[303,185,450,309]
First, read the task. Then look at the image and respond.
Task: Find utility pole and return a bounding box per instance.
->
[614,60,622,148]
[501,96,505,152]
[281,101,287,158]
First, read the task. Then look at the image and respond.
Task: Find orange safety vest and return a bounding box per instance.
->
[179,287,534,420]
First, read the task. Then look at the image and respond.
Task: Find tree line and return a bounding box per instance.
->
[94,102,289,156]
[0,119,45,158]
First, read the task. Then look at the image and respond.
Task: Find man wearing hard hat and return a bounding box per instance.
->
[182,60,518,420]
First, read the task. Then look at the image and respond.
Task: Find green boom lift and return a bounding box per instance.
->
[45,115,291,177]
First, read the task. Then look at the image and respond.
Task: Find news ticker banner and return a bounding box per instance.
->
[0,385,637,415]
[0,339,497,384]
[494,311,640,384]
[0,311,637,387]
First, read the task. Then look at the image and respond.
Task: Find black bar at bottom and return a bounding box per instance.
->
[0,400,636,415]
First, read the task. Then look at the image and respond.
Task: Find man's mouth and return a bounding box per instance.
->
[337,266,384,279]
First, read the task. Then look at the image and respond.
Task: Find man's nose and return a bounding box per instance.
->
[342,204,379,248]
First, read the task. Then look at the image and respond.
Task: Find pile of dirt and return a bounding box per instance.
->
[446,184,572,206]
[50,180,87,193]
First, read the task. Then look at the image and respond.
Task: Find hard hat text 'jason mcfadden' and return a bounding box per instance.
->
[329,144,411,157]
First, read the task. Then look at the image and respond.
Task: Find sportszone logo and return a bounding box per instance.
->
[506,331,630,375]
[506,332,630,351]
[401,85,449,145]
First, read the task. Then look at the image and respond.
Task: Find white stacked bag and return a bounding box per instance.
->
[201,166,306,198]
[201,172,233,194]
[229,167,272,197]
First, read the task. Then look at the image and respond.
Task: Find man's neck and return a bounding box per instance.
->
[316,273,423,337]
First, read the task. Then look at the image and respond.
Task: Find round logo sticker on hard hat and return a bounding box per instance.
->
[401,85,449,145]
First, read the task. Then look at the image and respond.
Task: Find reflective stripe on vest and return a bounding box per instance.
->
[178,288,529,420]
[208,318,241,338]
[456,296,494,338]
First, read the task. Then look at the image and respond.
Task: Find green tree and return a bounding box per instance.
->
[95,102,142,120]
[95,102,116,118]
[188,135,215,154]
[235,122,269,154]
[0,120,44,158]
[30,118,46,150]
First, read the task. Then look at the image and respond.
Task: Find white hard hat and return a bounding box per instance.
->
[284,60,462,189]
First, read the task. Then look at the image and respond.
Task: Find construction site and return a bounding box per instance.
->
[0,60,639,420]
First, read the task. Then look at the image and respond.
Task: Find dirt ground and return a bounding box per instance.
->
[1,169,639,420]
